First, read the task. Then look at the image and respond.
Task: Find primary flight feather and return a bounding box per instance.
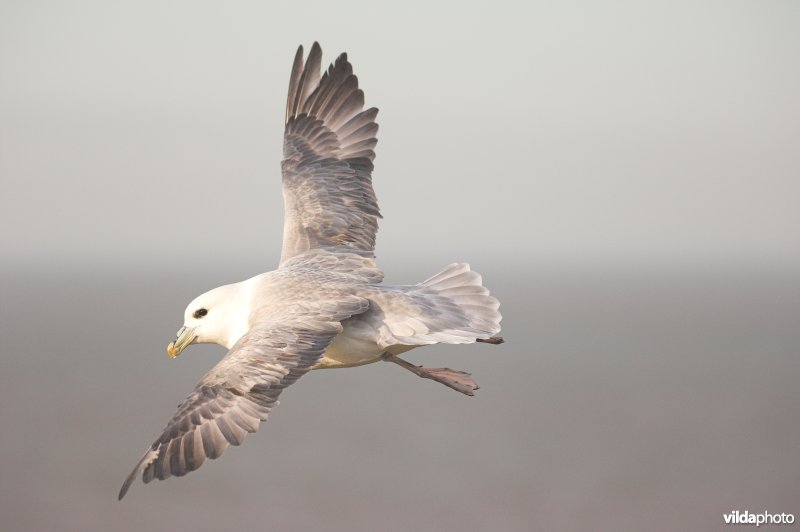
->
[119,42,502,500]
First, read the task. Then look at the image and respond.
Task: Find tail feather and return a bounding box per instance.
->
[378,263,502,349]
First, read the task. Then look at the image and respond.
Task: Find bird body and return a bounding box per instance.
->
[186,257,500,369]
[119,42,502,500]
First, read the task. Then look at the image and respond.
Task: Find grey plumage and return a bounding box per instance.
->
[119,288,369,500]
[119,42,501,500]
[281,43,380,264]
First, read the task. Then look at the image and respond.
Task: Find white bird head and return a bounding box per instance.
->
[167,283,250,357]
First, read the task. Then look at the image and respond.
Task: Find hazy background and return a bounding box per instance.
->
[1,1,798,530]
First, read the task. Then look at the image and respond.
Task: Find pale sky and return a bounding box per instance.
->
[1,0,798,272]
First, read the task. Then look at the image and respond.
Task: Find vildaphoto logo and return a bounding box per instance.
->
[724,510,795,526]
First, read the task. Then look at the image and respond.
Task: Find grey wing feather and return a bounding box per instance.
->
[119,295,368,500]
[279,247,384,284]
[280,42,380,265]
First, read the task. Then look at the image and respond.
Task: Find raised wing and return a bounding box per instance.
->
[118,295,368,499]
[280,42,380,265]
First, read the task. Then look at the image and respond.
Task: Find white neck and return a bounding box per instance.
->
[220,278,257,349]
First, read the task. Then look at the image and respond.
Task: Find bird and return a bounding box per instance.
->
[118,42,503,500]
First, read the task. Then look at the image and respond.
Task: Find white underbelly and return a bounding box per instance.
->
[314,318,384,369]
[316,319,384,369]
[313,310,421,369]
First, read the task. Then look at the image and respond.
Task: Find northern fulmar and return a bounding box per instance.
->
[119,42,503,500]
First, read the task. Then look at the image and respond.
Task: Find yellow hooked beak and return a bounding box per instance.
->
[167,326,197,358]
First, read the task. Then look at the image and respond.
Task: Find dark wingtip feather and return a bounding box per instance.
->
[118,478,132,500]
[291,42,323,119]
[285,45,305,123]
[118,464,141,500]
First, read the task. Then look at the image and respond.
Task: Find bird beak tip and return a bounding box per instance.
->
[167,326,196,358]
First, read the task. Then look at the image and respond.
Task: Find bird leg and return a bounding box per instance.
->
[382,353,479,396]
[476,336,504,345]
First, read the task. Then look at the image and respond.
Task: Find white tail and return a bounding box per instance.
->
[376,263,502,348]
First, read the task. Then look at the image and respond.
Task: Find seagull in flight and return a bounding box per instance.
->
[119,42,503,500]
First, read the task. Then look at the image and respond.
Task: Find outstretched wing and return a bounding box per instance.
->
[118,295,368,500]
[280,42,380,265]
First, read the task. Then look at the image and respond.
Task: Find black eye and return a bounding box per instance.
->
[193,308,208,319]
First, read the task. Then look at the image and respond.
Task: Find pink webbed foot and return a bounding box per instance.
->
[382,353,480,396]
[417,367,480,396]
